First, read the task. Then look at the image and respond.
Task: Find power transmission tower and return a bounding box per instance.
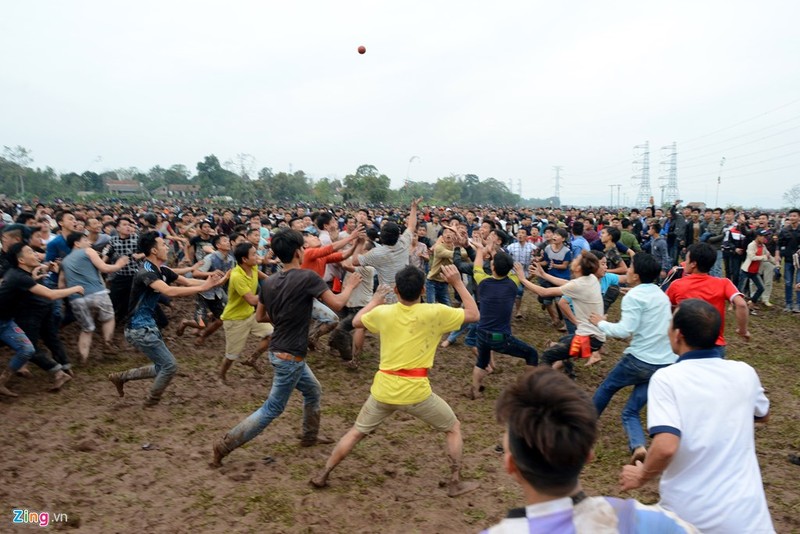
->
[631,142,651,207]
[553,166,562,206]
[608,184,615,207]
[659,142,679,205]
[517,179,522,197]
[614,184,622,208]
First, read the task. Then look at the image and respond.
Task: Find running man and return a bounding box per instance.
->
[310,264,481,497]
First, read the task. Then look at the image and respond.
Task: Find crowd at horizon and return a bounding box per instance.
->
[1,194,798,533]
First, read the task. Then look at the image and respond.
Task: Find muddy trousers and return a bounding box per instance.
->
[119,326,177,403]
[216,352,322,455]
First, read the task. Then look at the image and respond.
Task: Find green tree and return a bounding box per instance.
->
[313,177,342,204]
[196,154,240,194]
[433,174,464,204]
[264,170,311,201]
[2,145,33,196]
[461,174,481,204]
[342,164,391,204]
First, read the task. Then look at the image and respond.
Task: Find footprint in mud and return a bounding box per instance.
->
[219,461,260,482]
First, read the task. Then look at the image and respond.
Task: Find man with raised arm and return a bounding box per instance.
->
[107,232,224,407]
[211,229,362,466]
[310,264,480,497]
[352,198,420,302]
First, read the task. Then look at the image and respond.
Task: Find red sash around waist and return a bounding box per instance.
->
[379,368,429,378]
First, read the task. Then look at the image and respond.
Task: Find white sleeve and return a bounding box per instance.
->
[750,366,770,418]
[647,371,683,437]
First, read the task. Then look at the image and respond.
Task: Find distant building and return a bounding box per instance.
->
[152,184,201,198]
[106,180,143,196]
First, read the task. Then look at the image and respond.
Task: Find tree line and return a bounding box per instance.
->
[0,146,561,207]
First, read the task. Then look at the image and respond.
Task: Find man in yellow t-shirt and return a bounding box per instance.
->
[310,264,481,497]
[219,243,273,383]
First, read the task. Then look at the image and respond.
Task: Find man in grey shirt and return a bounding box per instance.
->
[352,198,420,303]
[61,232,129,362]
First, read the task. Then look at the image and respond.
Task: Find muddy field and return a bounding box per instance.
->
[1,285,799,533]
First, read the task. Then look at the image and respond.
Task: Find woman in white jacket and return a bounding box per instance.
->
[739,229,772,309]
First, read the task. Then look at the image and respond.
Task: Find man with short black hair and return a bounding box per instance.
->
[776,208,800,312]
[178,234,235,345]
[61,232,129,362]
[589,253,677,464]
[469,242,538,398]
[353,198,420,302]
[310,264,480,497]
[665,243,749,355]
[107,216,141,322]
[107,232,223,407]
[482,367,696,533]
[0,243,84,396]
[218,242,272,383]
[621,299,773,533]
[648,222,671,280]
[211,229,362,466]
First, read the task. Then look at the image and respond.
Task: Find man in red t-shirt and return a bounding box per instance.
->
[666,243,750,353]
[300,227,364,349]
[300,228,363,277]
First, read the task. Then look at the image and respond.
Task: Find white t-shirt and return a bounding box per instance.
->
[560,275,605,341]
[648,354,773,534]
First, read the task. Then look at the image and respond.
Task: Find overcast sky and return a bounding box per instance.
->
[2,1,799,208]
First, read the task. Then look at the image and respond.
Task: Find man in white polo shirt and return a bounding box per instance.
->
[620,298,773,534]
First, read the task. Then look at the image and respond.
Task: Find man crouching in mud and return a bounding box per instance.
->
[310,264,481,497]
[210,229,362,467]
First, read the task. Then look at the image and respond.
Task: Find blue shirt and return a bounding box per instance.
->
[45,234,70,285]
[600,272,620,295]
[598,283,677,365]
[127,261,178,329]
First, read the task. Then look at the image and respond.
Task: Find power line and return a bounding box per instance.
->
[680,117,800,155]
[679,149,800,181]
[679,138,800,170]
[679,97,800,145]
[562,99,800,181]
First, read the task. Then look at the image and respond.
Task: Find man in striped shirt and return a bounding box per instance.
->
[506,228,535,319]
[482,368,697,533]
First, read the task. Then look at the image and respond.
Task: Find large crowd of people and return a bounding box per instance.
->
[2,196,798,533]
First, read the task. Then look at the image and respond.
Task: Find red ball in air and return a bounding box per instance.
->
[358,45,366,55]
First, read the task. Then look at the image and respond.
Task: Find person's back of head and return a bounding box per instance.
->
[315,211,333,231]
[66,231,86,250]
[496,367,597,496]
[395,265,425,302]
[380,221,401,246]
[632,252,660,284]
[492,251,514,277]
[271,229,305,264]
[138,231,160,257]
[671,298,721,351]
[686,243,716,273]
[605,227,621,243]
[576,250,599,276]
[571,220,584,236]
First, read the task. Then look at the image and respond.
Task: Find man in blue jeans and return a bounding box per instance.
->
[776,208,800,312]
[0,243,85,396]
[107,232,223,407]
[211,229,362,467]
[588,253,677,464]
